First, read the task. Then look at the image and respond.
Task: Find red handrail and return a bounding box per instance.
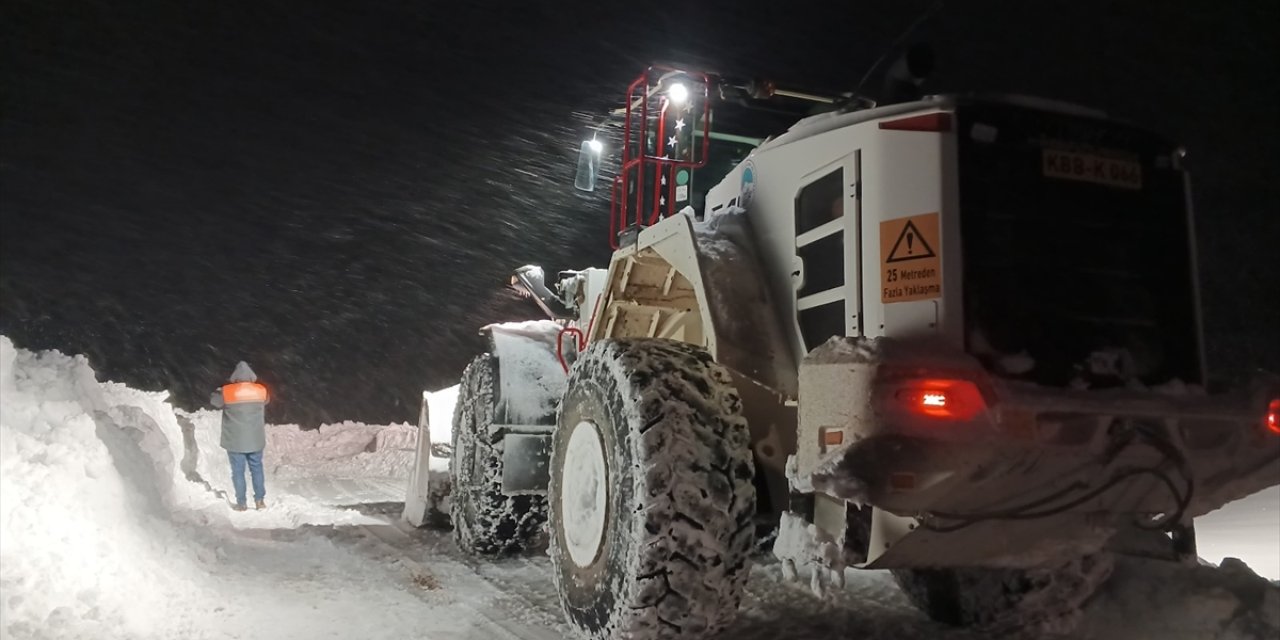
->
[556,327,588,373]
[609,66,715,249]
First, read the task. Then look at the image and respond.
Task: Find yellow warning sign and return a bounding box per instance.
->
[880,212,942,303]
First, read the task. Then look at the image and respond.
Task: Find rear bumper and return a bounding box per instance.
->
[796,338,1280,568]
[834,394,1277,568]
[827,392,1280,521]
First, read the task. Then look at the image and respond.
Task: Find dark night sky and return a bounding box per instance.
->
[2,0,1276,426]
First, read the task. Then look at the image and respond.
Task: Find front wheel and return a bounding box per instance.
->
[549,339,756,640]
[449,354,547,556]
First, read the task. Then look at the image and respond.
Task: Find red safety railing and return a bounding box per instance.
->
[609,66,715,248]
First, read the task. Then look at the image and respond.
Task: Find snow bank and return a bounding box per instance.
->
[0,336,221,638]
[183,410,415,474]
[176,408,416,526]
[178,412,416,482]
[1076,556,1280,639]
[263,420,415,466]
[265,420,415,480]
[0,336,414,638]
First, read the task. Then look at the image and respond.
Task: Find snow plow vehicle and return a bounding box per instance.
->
[405,65,1280,638]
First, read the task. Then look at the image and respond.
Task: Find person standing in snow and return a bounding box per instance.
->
[211,361,269,511]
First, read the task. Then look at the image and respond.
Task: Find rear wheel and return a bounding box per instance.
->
[450,354,547,556]
[549,339,756,640]
[892,553,1114,634]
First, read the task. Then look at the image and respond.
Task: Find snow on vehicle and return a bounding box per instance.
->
[407,63,1280,638]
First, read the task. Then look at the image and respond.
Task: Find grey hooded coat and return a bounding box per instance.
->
[211,361,269,453]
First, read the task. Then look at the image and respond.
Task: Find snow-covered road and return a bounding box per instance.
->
[2,336,1278,640]
[1198,487,1280,581]
[262,495,1280,640]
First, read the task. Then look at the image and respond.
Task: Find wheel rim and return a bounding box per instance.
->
[561,419,608,567]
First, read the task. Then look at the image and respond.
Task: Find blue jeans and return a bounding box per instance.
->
[228,450,265,506]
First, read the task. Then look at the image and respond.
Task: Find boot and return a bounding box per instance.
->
[255,500,267,510]
[232,503,247,512]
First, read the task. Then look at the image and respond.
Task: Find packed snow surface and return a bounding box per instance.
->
[0,336,565,639]
[1,335,1277,640]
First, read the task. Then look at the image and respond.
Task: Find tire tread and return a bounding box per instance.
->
[451,354,547,556]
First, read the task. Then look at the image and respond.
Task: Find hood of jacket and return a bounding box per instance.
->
[229,361,258,383]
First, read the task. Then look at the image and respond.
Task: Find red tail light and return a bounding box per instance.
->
[893,378,987,421]
[1267,399,1280,435]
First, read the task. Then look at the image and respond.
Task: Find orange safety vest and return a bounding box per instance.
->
[222,382,268,405]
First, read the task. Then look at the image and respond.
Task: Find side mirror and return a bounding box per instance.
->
[574,139,603,192]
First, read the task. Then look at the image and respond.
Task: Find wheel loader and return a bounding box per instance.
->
[403,65,1280,639]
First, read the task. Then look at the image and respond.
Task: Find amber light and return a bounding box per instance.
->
[1267,399,1280,435]
[894,379,987,421]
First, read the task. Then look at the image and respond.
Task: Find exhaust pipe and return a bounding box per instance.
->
[882,42,935,105]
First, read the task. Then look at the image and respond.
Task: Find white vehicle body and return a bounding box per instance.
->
[408,66,1280,639]
[704,99,967,359]
[583,94,1279,569]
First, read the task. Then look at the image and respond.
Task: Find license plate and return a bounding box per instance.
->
[1042,149,1142,190]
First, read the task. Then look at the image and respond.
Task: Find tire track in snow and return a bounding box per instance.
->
[348,517,569,640]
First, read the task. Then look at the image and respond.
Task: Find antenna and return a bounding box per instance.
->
[850,0,946,101]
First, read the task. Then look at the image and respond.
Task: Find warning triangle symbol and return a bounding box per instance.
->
[886,220,936,263]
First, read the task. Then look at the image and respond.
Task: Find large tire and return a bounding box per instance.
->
[549,339,756,640]
[450,354,548,556]
[892,553,1114,634]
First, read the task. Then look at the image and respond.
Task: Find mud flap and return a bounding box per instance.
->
[500,429,553,495]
